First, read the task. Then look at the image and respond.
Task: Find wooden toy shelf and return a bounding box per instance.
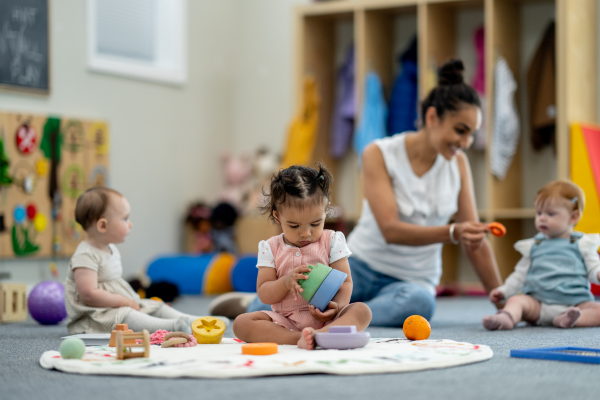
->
[293,0,597,286]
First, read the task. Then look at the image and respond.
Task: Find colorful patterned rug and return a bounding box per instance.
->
[40,338,493,378]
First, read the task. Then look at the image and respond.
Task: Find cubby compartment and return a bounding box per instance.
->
[295,10,356,215]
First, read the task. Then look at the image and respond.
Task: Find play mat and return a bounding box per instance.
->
[40,338,493,379]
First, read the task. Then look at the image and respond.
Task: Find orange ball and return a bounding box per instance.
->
[403,315,431,340]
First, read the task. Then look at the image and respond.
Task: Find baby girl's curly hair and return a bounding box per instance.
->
[260,163,333,223]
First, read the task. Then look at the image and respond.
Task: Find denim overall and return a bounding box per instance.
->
[522,232,593,306]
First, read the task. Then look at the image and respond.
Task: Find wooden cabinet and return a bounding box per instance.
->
[293,0,597,289]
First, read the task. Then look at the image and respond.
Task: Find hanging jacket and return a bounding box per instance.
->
[354,72,387,160]
[491,57,520,180]
[387,37,418,136]
[527,22,556,151]
[471,26,487,151]
[330,45,355,159]
[281,78,319,168]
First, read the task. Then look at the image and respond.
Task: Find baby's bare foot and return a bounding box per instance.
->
[482,310,515,330]
[297,328,316,350]
[553,307,581,328]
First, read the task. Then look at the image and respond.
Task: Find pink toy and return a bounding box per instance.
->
[220,152,252,212]
[147,330,197,348]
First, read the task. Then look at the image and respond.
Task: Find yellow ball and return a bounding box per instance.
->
[191,317,226,344]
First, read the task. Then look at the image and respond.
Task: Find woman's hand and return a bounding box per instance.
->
[309,302,339,323]
[454,222,490,251]
[283,265,311,301]
[489,289,505,304]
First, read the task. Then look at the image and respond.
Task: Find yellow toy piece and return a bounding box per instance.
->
[149,296,163,302]
[191,317,226,344]
[35,159,49,177]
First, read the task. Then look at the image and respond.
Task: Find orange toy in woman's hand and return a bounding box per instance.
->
[403,315,431,340]
[489,222,506,237]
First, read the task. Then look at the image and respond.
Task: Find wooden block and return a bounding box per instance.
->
[0,283,28,323]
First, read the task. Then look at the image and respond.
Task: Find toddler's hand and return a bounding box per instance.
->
[283,265,311,301]
[308,302,338,323]
[489,289,504,304]
[127,299,141,311]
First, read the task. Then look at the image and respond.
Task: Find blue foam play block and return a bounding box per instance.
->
[310,268,347,312]
[231,255,259,292]
[147,253,216,294]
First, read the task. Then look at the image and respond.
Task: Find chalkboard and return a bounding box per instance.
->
[0,0,49,93]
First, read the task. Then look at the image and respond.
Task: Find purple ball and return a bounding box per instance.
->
[28,281,67,325]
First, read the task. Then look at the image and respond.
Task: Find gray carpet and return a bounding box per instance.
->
[1,296,598,400]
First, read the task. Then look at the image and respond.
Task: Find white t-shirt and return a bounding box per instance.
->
[347,133,461,295]
[257,231,352,268]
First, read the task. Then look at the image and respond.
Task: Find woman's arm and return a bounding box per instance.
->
[363,143,486,247]
[73,268,140,310]
[453,151,502,293]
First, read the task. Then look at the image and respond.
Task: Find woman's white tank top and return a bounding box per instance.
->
[347,133,461,295]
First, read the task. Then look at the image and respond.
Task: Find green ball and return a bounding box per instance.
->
[60,337,86,359]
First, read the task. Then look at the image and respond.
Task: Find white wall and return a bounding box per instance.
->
[0,0,238,282]
[230,0,309,155]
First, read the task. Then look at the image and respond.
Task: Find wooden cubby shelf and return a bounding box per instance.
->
[294,0,597,286]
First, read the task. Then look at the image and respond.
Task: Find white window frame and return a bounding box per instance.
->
[86,0,187,85]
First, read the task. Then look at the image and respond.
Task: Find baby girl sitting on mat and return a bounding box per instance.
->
[233,164,372,349]
[65,187,216,334]
[483,180,600,330]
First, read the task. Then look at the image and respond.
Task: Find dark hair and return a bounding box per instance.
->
[260,163,333,223]
[420,59,481,125]
[75,186,123,230]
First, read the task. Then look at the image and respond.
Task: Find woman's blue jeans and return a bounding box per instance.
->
[247,256,436,327]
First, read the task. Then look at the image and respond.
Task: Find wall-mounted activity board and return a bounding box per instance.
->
[0,111,110,258]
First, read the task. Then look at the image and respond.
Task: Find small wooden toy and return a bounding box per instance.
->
[510,347,600,364]
[115,329,150,360]
[299,263,347,312]
[109,324,135,347]
[0,282,28,324]
[191,317,226,344]
[161,331,192,348]
[242,343,278,355]
[315,326,370,350]
[488,222,506,237]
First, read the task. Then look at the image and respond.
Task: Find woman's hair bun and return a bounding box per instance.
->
[438,59,465,86]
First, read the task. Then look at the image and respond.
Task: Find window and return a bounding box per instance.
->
[87,0,187,85]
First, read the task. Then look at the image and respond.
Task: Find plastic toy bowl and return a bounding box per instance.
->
[315,326,370,350]
[191,317,226,344]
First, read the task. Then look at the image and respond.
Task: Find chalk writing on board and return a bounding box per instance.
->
[0,0,49,91]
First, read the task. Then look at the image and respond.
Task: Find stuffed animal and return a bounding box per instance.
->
[210,202,238,254]
[246,147,279,215]
[220,152,252,212]
[185,202,213,253]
